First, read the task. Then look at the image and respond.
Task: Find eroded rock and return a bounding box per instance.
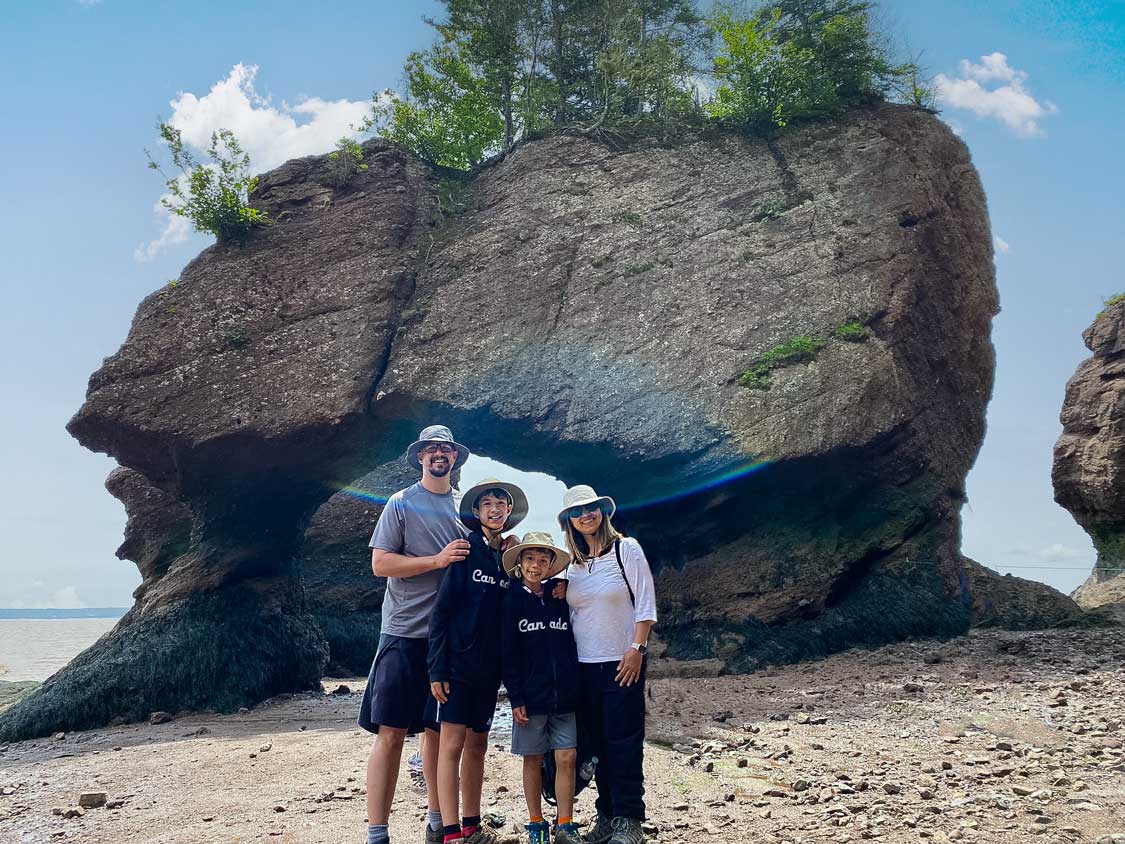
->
[0,105,1084,741]
[1054,297,1125,618]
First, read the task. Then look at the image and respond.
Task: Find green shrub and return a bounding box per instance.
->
[613,210,644,227]
[367,40,503,170]
[146,124,269,244]
[326,137,369,187]
[739,335,825,389]
[624,261,656,276]
[706,1,925,133]
[1098,292,1124,318]
[833,320,871,342]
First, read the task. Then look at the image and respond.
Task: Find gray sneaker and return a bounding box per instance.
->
[555,822,585,844]
[426,824,444,844]
[607,818,644,844]
[585,815,614,844]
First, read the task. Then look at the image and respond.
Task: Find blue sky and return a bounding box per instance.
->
[1,0,1122,608]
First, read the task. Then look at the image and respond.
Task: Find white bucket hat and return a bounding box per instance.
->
[556,484,616,528]
[406,424,470,471]
[502,532,572,579]
[459,477,529,531]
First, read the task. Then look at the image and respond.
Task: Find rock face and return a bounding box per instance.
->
[0,104,1084,741]
[1054,298,1125,615]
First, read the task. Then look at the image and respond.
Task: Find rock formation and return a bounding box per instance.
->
[1054,297,1125,620]
[0,104,1088,742]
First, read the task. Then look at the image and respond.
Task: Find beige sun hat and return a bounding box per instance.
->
[556,484,616,528]
[406,424,470,471]
[459,477,529,530]
[502,532,572,579]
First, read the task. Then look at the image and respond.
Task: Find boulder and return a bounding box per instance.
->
[1054,297,1125,616]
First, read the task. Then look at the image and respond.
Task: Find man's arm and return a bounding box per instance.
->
[371,540,469,578]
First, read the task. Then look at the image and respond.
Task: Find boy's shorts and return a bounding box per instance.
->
[358,634,430,735]
[511,712,578,756]
[423,679,500,734]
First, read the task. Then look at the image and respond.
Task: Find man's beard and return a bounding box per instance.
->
[427,462,451,477]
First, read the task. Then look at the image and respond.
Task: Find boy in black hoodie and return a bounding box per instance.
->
[501,533,583,844]
[428,478,527,844]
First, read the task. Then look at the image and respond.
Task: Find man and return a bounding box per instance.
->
[359,424,472,844]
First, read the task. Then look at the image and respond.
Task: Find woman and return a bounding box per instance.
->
[559,485,656,844]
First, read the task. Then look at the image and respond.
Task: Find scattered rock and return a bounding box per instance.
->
[77,791,107,808]
[149,711,173,725]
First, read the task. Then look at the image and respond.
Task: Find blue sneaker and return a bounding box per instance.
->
[525,820,550,844]
[555,822,585,844]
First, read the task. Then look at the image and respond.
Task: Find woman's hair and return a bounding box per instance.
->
[563,504,623,565]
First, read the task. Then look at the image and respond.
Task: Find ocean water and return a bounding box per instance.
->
[0,618,119,682]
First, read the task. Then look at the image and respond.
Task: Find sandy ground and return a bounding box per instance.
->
[1,628,1123,844]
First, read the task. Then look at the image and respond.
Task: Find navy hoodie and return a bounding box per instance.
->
[428,529,512,685]
[501,578,580,716]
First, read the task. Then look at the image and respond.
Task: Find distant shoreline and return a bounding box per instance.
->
[0,608,128,620]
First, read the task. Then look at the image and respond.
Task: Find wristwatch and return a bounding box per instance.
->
[630,642,648,655]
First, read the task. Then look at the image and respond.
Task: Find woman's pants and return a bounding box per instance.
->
[578,660,646,820]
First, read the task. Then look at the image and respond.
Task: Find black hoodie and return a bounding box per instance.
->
[501,578,580,716]
[428,529,512,685]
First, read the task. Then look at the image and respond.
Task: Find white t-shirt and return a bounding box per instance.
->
[565,537,658,663]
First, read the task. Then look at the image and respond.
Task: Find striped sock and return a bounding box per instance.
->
[461,815,481,838]
[368,824,390,844]
[443,824,463,843]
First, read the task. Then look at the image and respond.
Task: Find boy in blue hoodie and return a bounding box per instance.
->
[428,478,527,844]
[501,533,583,844]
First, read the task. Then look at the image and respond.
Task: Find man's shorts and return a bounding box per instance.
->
[511,711,578,756]
[423,679,500,734]
[358,634,429,735]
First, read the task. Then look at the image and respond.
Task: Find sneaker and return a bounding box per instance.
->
[555,822,585,844]
[607,818,643,844]
[426,824,444,844]
[524,820,550,844]
[585,815,613,844]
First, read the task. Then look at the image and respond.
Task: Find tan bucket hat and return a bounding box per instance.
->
[406,424,470,471]
[556,484,616,528]
[502,532,571,579]
[459,477,529,530]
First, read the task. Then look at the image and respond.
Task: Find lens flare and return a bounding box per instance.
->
[615,456,776,512]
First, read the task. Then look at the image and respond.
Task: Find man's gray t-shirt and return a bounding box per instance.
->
[369,482,469,639]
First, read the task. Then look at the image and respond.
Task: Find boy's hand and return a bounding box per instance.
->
[512,705,529,726]
[434,539,471,569]
[551,581,568,600]
[431,681,450,703]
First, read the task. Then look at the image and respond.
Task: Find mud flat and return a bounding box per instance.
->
[1,629,1122,844]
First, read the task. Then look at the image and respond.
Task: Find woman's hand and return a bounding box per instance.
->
[551,581,568,600]
[430,681,450,703]
[615,648,643,686]
[512,705,529,726]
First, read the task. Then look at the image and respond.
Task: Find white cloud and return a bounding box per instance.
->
[1032,543,1085,563]
[993,234,1010,254]
[134,194,192,262]
[935,53,1057,138]
[137,64,372,261]
[48,586,85,609]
